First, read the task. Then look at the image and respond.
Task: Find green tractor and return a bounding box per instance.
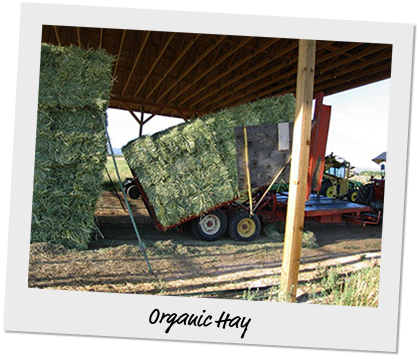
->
[319,153,362,202]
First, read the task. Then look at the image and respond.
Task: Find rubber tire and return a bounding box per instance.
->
[228,211,261,241]
[320,180,332,196]
[348,188,359,202]
[126,184,140,199]
[191,209,227,241]
[355,183,375,205]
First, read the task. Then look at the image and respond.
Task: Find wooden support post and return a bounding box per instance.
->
[280,39,316,302]
[139,106,145,137]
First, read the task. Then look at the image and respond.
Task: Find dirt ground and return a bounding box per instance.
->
[28,191,382,301]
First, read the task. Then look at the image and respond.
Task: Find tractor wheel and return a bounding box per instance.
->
[320,180,336,197]
[348,188,359,202]
[348,188,359,203]
[228,211,261,241]
[191,209,227,241]
[125,184,140,200]
[355,183,375,205]
[320,180,332,196]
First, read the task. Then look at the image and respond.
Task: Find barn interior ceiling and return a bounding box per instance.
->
[41,25,392,120]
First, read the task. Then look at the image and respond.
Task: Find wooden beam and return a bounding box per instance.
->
[315,60,392,91]
[99,28,103,48]
[133,32,176,99]
[189,41,298,108]
[317,44,390,75]
[53,26,61,46]
[113,29,127,79]
[112,97,200,116]
[318,69,391,96]
[280,39,316,302]
[184,37,281,108]
[199,47,299,110]
[205,44,390,113]
[120,102,141,125]
[76,27,81,47]
[204,42,361,110]
[145,33,201,101]
[121,31,151,97]
[139,107,145,136]
[190,40,333,109]
[143,114,156,125]
[168,36,254,105]
[155,35,228,103]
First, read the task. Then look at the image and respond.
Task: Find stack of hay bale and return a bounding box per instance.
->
[123,94,295,230]
[31,44,114,249]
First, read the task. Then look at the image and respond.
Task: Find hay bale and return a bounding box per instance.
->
[123,94,295,229]
[31,44,114,250]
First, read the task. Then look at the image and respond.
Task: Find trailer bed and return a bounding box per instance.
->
[274,193,371,223]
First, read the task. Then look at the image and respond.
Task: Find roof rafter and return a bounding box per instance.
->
[40,26,392,119]
[155,35,228,103]
[167,36,254,105]
[181,37,281,108]
[111,97,201,116]
[121,31,151,97]
[197,40,352,110]
[113,29,126,79]
[145,33,201,101]
[53,26,61,46]
[99,28,103,48]
[193,40,299,109]
[132,32,176,99]
[223,59,390,112]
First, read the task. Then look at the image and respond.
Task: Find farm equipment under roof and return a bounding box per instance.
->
[124,93,379,241]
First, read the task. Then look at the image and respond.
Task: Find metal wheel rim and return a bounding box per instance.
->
[326,187,334,198]
[351,191,358,202]
[200,214,221,235]
[237,218,256,238]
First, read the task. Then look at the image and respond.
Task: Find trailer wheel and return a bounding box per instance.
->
[228,211,261,241]
[191,209,227,241]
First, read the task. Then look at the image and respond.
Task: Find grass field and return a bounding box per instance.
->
[103,156,132,191]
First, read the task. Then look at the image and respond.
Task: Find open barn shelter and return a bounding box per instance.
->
[41,26,392,124]
[39,25,392,300]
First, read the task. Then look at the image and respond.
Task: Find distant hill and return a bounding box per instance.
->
[354,167,380,173]
[109,148,123,156]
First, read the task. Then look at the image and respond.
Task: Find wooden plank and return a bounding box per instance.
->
[280,39,316,302]
[133,32,176,99]
[155,35,228,103]
[235,123,293,189]
[113,29,127,79]
[145,34,201,101]
[121,31,151,97]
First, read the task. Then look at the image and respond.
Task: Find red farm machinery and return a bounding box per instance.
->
[355,152,386,215]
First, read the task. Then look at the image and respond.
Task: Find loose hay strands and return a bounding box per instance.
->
[123,94,296,229]
[32,44,114,250]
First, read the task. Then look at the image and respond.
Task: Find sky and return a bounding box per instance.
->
[106,79,390,170]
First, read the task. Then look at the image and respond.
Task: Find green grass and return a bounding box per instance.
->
[102,156,132,191]
[240,262,380,307]
[308,264,381,307]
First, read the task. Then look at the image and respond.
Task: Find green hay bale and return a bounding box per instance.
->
[38,44,114,111]
[31,44,114,250]
[123,94,295,229]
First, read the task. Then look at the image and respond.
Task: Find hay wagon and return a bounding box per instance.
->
[123,94,377,241]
